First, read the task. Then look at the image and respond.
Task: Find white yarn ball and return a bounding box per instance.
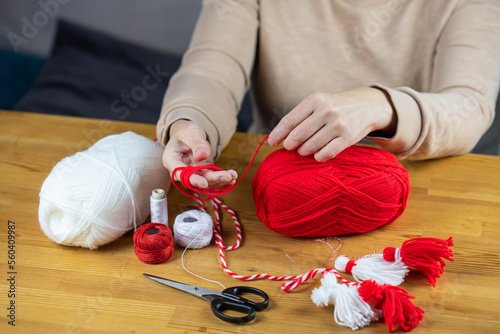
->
[173,210,213,249]
[38,131,170,249]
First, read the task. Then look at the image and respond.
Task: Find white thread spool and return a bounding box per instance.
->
[38,132,170,249]
[173,210,213,249]
[150,189,169,226]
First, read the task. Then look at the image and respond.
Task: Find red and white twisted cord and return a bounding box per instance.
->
[193,193,356,291]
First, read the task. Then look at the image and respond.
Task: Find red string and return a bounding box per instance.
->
[315,237,343,263]
[345,259,357,275]
[171,135,269,201]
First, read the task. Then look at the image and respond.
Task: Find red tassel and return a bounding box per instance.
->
[383,237,453,287]
[358,280,424,332]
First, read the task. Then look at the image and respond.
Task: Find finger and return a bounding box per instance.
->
[193,145,210,162]
[177,124,212,162]
[189,173,209,189]
[197,169,238,189]
[296,125,334,157]
[227,169,238,180]
[314,137,350,162]
[269,99,313,146]
[282,112,327,151]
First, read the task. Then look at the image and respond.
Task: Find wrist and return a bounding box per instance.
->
[369,87,397,138]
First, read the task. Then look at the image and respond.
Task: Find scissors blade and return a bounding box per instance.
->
[143,273,218,299]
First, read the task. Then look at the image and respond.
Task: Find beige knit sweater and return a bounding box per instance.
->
[157,0,500,160]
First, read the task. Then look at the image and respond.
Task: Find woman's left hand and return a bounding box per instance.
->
[268,87,397,161]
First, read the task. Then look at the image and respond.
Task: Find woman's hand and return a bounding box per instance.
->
[162,120,237,189]
[268,87,397,161]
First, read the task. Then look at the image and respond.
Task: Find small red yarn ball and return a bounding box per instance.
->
[133,223,174,264]
[252,146,410,237]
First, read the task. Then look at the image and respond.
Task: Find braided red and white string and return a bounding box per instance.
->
[193,193,356,291]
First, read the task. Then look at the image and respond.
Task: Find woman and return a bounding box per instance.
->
[157,0,500,188]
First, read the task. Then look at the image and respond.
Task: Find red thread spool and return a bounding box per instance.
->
[252,146,410,237]
[133,223,174,263]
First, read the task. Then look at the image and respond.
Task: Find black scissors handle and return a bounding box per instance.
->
[211,298,256,323]
[210,286,270,323]
[222,286,269,311]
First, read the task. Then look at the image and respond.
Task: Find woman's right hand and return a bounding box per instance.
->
[162,120,238,189]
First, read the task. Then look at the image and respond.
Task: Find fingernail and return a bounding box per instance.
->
[219,176,228,182]
[268,138,275,146]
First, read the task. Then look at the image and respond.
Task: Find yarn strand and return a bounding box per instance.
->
[180,232,227,290]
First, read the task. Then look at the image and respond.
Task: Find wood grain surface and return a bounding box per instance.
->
[1,110,499,333]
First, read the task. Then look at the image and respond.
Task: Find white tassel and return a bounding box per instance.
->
[334,250,409,286]
[311,273,381,330]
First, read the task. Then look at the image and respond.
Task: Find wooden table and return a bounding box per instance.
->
[1,110,499,333]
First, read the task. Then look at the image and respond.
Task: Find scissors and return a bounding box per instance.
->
[143,273,269,323]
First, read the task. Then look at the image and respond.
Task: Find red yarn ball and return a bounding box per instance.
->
[252,146,409,237]
[133,223,174,263]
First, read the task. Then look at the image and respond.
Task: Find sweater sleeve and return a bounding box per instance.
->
[367,0,500,160]
[156,0,259,159]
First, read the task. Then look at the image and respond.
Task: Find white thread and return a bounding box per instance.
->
[150,189,169,226]
[181,233,226,290]
[176,209,224,288]
[173,210,213,249]
[38,132,170,249]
